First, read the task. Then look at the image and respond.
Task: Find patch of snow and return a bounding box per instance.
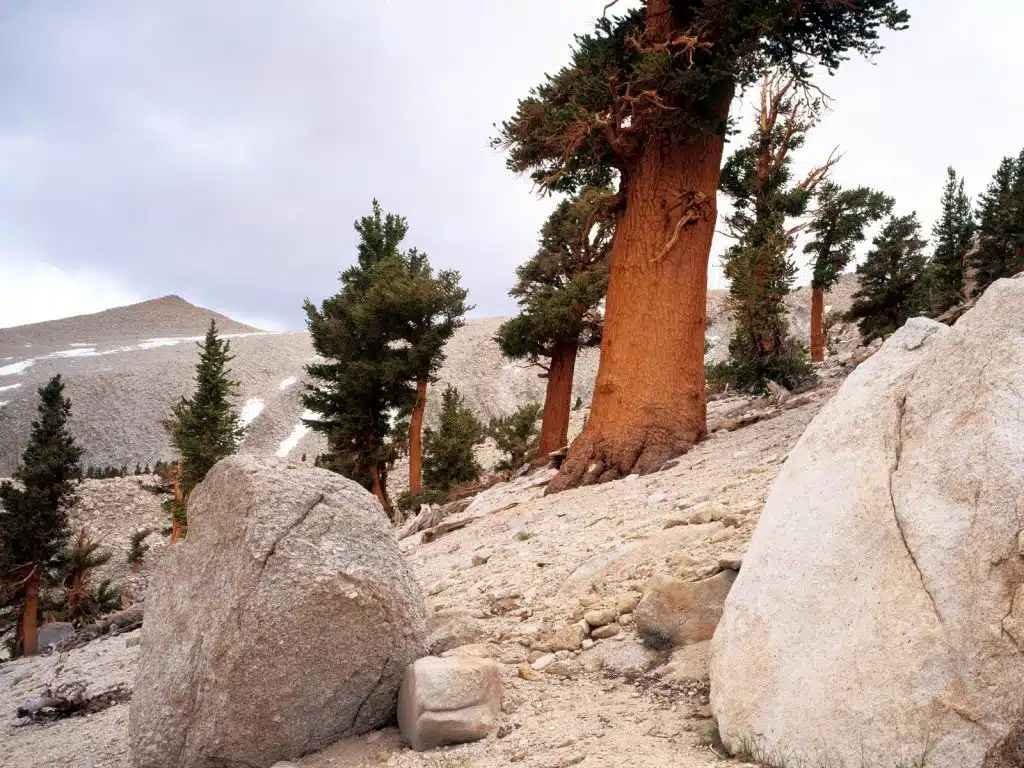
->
[238,397,265,428]
[50,347,98,358]
[0,401,6,409]
[137,337,195,350]
[2,356,12,361]
[0,360,33,377]
[278,376,297,391]
[276,410,316,458]
[69,342,94,347]
[0,383,23,393]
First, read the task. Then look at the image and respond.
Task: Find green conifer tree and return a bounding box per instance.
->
[303,201,418,521]
[846,213,928,342]
[161,320,244,540]
[718,72,834,391]
[422,385,486,493]
[496,188,614,457]
[0,374,83,656]
[804,183,894,360]
[928,167,975,315]
[372,247,470,498]
[495,0,909,490]
[489,404,542,473]
[972,151,1024,296]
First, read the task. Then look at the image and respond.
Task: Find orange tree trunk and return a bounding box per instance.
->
[368,462,397,523]
[810,286,825,362]
[21,570,40,656]
[549,123,730,493]
[538,340,578,458]
[408,380,428,497]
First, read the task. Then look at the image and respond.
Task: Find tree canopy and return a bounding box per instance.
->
[972,150,1024,296]
[494,0,909,195]
[495,187,614,367]
[805,182,894,291]
[847,213,928,341]
[927,167,974,315]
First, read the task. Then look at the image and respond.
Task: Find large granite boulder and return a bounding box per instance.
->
[129,454,427,768]
[711,277,1024,768]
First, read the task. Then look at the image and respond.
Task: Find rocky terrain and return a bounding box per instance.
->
[0,276,886,768]
[0,277,858,477]
[3,269,1020,767]
[0,364,846,768]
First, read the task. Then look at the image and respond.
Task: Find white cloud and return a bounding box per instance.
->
[0,256,140,329]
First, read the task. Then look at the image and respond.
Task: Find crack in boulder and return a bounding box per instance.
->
[887,392,942,622]
[259,492,325,570]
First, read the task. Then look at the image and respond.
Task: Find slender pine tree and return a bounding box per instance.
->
[972,151,1024,296]
[303,201,418,521]
[495,0,909,491]
[495,187,614,457]
[161,320,244,541]
[0,374,83,656]
[804,183,894,360]
[928,167,974,314]
[718,72,837,391]
[371,248,470,499]
[846,213,928,342]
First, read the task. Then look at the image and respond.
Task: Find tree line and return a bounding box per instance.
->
[0,321,244,657]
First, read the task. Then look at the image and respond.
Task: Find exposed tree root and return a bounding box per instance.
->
[546,428,699,494]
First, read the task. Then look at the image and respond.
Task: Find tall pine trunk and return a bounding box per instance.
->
[549,116,730,492]
[21,570,40,656]
[538,340,578,458]
[810,286,825,362]
[408,380,428,496]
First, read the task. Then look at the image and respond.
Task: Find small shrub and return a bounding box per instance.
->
[397,488,447,514]
[706,336,815,395]
[488,403,542,472]
[514,531,532,542]
[53,530,123,624]
[127,527,156,570]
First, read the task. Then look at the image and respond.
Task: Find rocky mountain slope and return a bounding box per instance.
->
[0,277,857,476]
[1,367,847,768]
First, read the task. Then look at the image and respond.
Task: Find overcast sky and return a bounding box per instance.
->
[1,1,1021,331]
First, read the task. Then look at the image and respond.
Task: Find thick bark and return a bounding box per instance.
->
[21,570,40,656]
[810,286,825,362]
[408,380,428,497]
[538,341,578,458]
[549,108,732,493]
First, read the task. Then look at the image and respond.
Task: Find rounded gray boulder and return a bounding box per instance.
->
[129,454,427,768]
